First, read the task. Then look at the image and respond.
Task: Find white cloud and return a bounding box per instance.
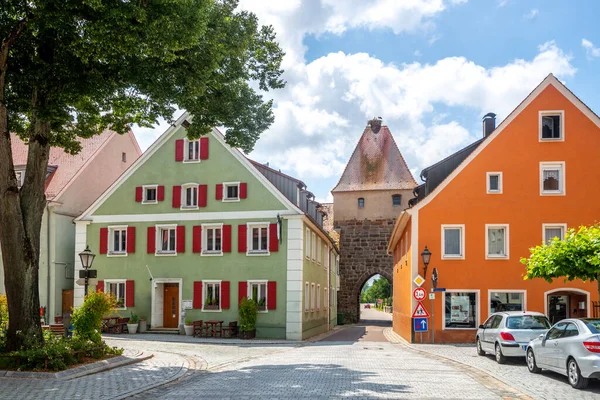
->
[524,9,539,19]
[497,0,510,7]
[582,38,600,59]
[414,50,423,57]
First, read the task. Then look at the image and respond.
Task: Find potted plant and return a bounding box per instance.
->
[127,313,139,334]
[239,297,257,339]
[184,319,194,336]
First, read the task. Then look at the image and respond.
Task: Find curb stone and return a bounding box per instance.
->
[0,350,152,380]
[383,328,535,400]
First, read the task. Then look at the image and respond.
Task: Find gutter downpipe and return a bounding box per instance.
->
[46,202,51,324]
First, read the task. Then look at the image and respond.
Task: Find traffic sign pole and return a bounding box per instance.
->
[431,293,435,344]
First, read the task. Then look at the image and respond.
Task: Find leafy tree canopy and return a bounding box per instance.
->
[522,224,600,295]
[2,0,284,153]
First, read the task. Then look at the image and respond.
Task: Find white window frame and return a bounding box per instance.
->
[540,161,565,196]
[442,289,480,331]
[317,284,321,310]
[184,138,201,163]
[247,280,268,313]
[317,238,322,265]
[105,279,127,310]
[305,228,311,259]
[142,184,159,205]
[305,282,310,312]
[539,110,565,142]
[181,183,199,209]
[156,224,177,256]
[485,224,509,259]
[325,246,329,271]
[311,232,316,262]
[324,287,328,309]
[542,223,567,244]
[201,223,223,256]
[311,283,316,311]
[488,289,527,316]
[486,172,503,194]
[15,170,24,188]
[222,181,241,202]
[202,280,222,312]
[246,222,269,256]
[441,224,465,259]
[107,225,128,257]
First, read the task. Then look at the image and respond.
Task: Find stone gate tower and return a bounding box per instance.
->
[332,118,417,323]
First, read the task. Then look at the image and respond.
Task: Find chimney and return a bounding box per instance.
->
[482,112,496,137]
[369,117,383,134]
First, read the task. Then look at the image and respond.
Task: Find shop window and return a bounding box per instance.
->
[444,292,477,329]
[490,291,524,313]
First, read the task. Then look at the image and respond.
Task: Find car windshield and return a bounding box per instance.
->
[506,315,551,330]
[583,319,600,333]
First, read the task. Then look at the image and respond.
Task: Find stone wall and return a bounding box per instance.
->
[335,218,395,323]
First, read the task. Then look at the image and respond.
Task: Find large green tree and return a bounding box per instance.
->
[522,224,600,299]
[0,0,284,351]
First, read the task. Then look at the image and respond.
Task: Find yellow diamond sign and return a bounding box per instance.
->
[413,274,425,287]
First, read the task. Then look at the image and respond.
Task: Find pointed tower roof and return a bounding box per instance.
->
[332,119,417,192]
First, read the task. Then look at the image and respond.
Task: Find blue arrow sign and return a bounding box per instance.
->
[414,317,428,332]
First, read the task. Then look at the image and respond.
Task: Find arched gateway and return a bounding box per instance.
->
[328,119,417,323]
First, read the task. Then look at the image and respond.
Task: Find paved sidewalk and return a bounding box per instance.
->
[384,328,600,400]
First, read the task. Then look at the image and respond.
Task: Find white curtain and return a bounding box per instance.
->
[444,229,461,255]
[488,228,505,255]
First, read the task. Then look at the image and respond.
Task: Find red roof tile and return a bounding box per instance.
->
[11,130,116,200]
[332,123,417,192]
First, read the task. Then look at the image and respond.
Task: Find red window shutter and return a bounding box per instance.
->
[135,186,143,202]
[127,227,136,253]
[172,185,181,208]
[125,280,135,307]
[99,228,108,254]
[198,184,207,207]
[216,184,223,200]
[193,281,203,309]
[267,281,277,310]
[147,226,156,254]
[177,225,185,253]
[193,225,202,253]
[175,139,184,161]
[200,137,209,160]
[238,224,247,253]
[96,280,104,293]
[222,225,232,253]
[269,223,278,252]
[157,185,165,201]
[240,183,247,199]
[222,281,230,309]
[238,281,247,305]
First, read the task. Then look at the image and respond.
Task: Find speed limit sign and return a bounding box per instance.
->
[413,287,427,301]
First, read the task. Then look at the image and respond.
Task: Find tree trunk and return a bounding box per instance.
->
[0,34,49,350]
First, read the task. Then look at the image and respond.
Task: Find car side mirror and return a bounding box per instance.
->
[478,324,485,329]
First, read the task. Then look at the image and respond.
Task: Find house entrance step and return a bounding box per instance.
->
[147,328,181,335]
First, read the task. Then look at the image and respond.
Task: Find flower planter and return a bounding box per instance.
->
[127,323,138,334]
[239,329,256,340]
[184,325,194,336]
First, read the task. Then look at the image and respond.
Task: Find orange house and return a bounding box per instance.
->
[388,74,600,343]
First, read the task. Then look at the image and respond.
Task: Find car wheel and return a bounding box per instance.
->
[476,338,485,356]
[495,343,506,364]
[567,358,589,389]
[526,349,541,373]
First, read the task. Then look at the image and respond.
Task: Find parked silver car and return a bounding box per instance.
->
[526,318,600,389]
[476,311,551,364]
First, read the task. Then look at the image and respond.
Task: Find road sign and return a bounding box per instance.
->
[76,278,98,286]
[428,293,435,300]
[411,301,430,318]
[414,317,428,332]
[413,274,425,287]
[433,288,446,292]
[413,287,427,301]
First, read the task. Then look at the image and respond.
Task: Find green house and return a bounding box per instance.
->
[74,114,339,340]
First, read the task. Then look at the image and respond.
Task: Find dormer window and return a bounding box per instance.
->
[539,111,564,141]
[358,198,365,208]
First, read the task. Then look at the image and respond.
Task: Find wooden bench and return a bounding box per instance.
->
[42,324,65,337]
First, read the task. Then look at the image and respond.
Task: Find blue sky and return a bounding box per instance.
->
[133,0,600,202]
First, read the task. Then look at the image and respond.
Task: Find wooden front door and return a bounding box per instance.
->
[62,290,74,315]
[163,284,179,328]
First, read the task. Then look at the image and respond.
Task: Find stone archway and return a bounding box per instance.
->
[336,219,395,323]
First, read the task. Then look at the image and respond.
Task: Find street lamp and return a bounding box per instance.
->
[79,245,96,296]
[421,246,431,278]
